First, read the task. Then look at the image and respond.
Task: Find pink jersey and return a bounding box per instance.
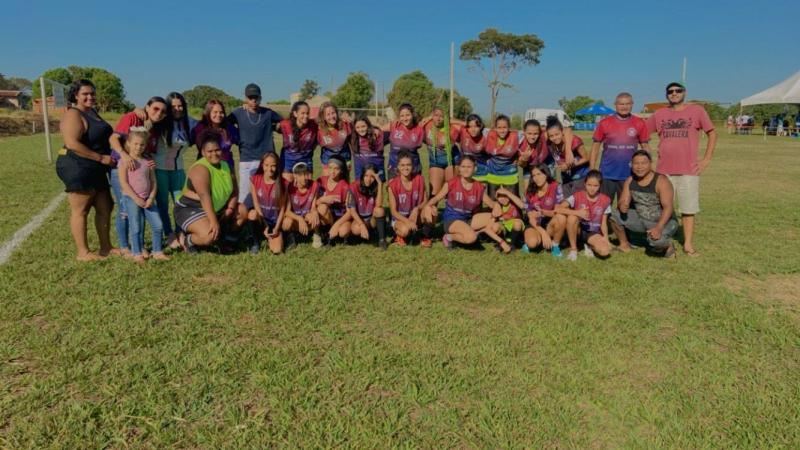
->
[251,175,285,223]
[288,180,318,216]
[499,203,521,221]
[348,181,377,218]
[569,190,611,233]
[646,104,714,176]
[126,158,153,200]
[318,175,349,217]
[442,177,485,221]
[317,122,351,151]
[388,174,425,217]
[389,121,425,153]
[280,119,319,155]
[518,135,549,167]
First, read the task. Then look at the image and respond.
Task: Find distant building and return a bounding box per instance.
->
[33,96,67,114]
[0,90,25,109]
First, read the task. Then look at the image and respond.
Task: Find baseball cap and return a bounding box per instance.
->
[666,81,686,91]
[244,83,261,97]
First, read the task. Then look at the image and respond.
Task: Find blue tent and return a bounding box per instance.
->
[575,103,615,116]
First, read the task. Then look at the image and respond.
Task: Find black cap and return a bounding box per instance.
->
[244,83,261,97]
[666,81,686,91]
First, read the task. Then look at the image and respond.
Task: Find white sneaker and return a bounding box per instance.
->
[312,233,323,249]
[567,250,578,261]
[583,244,595,258]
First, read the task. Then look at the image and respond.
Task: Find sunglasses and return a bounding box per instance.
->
[667,88,685,94]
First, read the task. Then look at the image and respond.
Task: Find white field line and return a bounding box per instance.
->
[0,192,65,265]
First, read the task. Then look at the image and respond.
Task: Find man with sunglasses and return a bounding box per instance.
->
[646,82,717,257]
[229,83,282,209]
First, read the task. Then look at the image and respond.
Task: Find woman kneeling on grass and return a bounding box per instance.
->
[174,131,239,253]
[556,170,612,261]
[521,163,566,257]
[281,162,320,249]
[423,155,505,251]
[489,187,525,252]
[387,151,432,247]
[315,156,352,247]
[118,128,169,263]
[247,152,286,255]
[348,164,388,250]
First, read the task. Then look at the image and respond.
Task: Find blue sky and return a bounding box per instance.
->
[4,0,797,116]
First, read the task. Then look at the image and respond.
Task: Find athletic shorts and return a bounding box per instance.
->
[281,152,313,175]
[600,179,625,203]
[579,228,602,245]
[56,151,110,192]
[174,196,222,232]
[320,148,351,165]
[428,146,460,169]
[666,175,700,215]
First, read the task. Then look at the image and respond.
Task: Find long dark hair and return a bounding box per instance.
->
[201,99,231,141]
[255,152,282,200]
[398,103,418,128]
[317,101,341,129]
[146,96,169,139]
[349,115,377,154]
[326,155,349,182]
[527,163,555,194]
[165,92,190,146]
[358,163,379,198]
[67,79,95,105]
[290,101,309,146]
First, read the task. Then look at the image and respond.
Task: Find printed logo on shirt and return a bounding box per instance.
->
[627,127,637,137]
[660,118,693,139]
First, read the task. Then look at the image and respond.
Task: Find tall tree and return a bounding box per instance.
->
[460,28,544,121]
[182,85,242,110]
[299,79,320,101]
[387,70,437,117]
[32,68,72,99]
[435,88,472,120]
[332,72,374,109]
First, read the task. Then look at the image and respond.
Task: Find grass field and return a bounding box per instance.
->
[1,130,799,448]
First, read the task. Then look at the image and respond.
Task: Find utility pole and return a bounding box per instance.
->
[449,42,455,118]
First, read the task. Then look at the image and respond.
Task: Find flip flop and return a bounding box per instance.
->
[683,248,701,257]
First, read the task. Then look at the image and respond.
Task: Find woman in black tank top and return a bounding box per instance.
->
[56,79,117,261]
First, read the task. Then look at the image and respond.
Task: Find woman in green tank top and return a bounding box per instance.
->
[174,131,239,251]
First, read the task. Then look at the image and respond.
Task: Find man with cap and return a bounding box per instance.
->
[228,83,282,211]
[646,82,717,256]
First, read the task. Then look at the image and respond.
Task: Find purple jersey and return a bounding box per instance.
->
[388,174,425,217]
[251,175,285,224]
[288,180,318,216]
[568,191,611,233]
[317,122,351,151]
[280,119,318,157]
[348,181,376,218]
[389,121,424,155]
[457,127,488,163]
[442,177,485,222]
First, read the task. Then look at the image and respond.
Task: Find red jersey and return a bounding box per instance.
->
[389,121,425,153]
[499,203,521,221]
[388,174,425,217]
[569,191,611,233]
[525,181,563,225]
[424,122,460,150]
[317,121,351,151]
[317,175,349,217]
[353,130,385,158]
[348,181,377,218]
[251,175,286,223]
[442,177,485,221]
[457,128,488,163]
[288,180,318,216]
[280,119,318,155]
[518,135,549,167]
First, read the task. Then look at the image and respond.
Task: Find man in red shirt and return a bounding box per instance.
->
[646,82,717,256]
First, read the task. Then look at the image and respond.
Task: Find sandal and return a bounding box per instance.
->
[683,247,701,257]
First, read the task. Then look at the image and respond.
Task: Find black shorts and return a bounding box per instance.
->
[600,179,625,203]
[174,196,222,231]
[55,151,110,192]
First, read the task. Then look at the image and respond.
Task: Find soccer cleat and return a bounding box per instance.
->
[520,244,530,254]
[393,236,407,247]
[550,245,562,258]
[421,238,433,248]
[378,240,388,251]
[567,250,578,261]
[442,234,453,249]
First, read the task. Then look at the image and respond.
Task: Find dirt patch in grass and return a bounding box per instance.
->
[725,273,800,322]
[192,273,233,286]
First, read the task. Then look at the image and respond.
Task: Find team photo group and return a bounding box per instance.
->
[56,78,717,263]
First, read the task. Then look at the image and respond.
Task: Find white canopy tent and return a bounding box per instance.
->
[740,70,800,106]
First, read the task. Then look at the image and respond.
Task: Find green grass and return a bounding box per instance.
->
[1,131,799,448]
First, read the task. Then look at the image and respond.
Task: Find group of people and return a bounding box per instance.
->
[56,79,716,262]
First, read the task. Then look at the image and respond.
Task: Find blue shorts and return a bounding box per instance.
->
[387,151,421,179]
[428,146,460,169]
[320,148,351,165]
[281,152,313,173]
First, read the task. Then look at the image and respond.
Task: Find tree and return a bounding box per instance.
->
[79,67,127,112]
[558,95,601,121]
[332,72,374,109]
[0,74,30,90]
[387,70,437,117]
[32,68,72,99]
[182,85,242,111]
[299,79,320,101]
[435,88,472,120]
[460,28,545,121]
